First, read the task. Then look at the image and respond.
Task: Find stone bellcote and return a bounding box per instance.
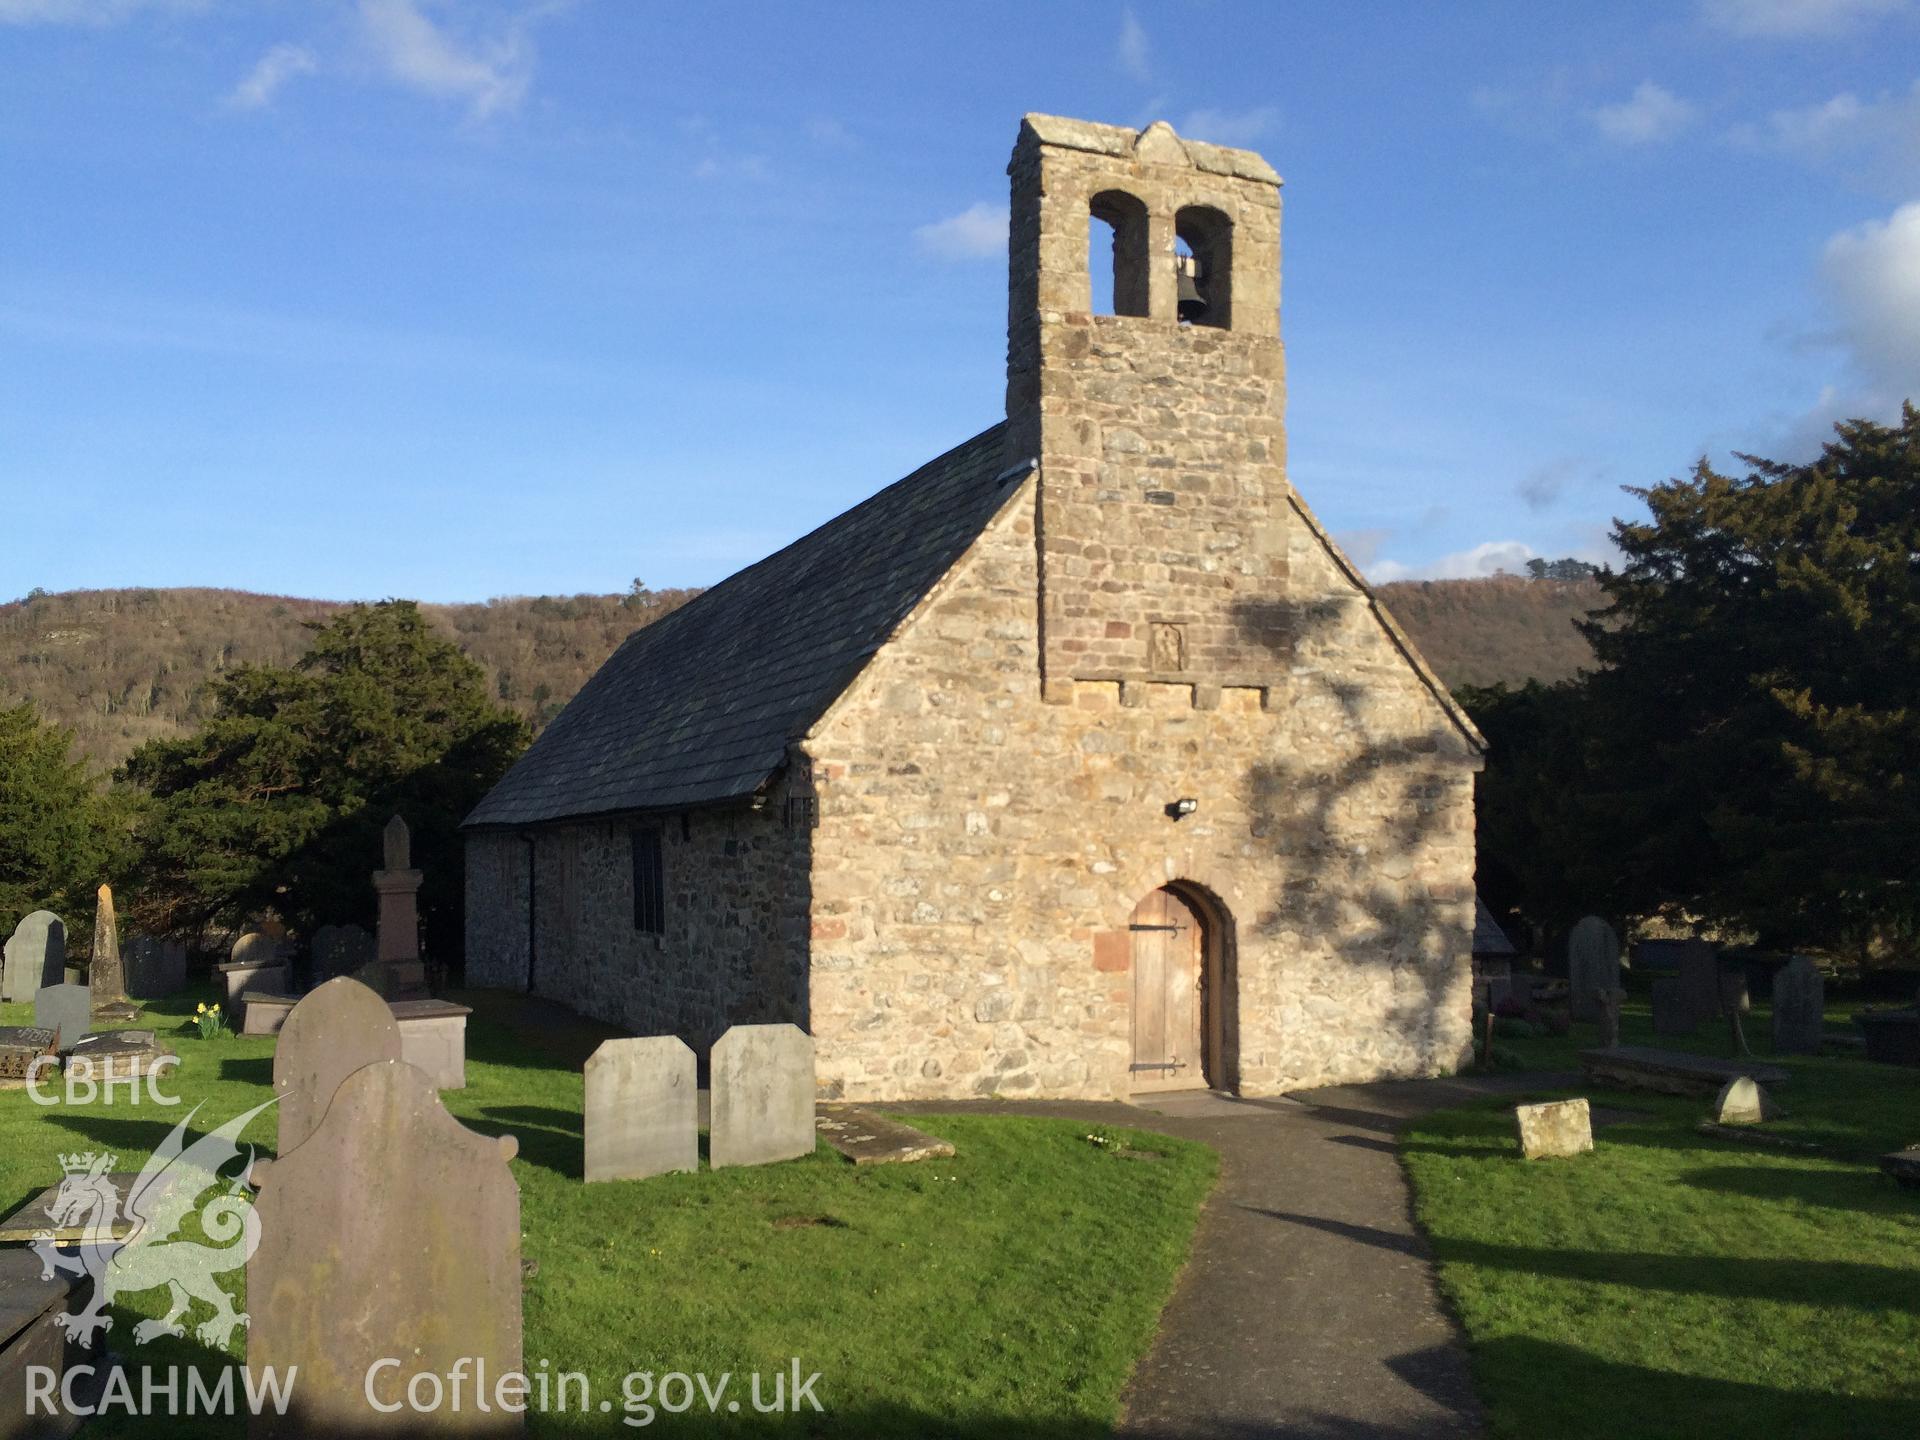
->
[1004,115,1290,695]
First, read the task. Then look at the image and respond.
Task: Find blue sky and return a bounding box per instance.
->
[3,0,1918,601]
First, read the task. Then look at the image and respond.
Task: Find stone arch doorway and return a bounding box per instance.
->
[1128,883,1235,1094]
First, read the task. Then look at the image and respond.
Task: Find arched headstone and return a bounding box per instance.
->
[1567,917,1620,1024]
[248,1060,521,1437]
[3,911,66,1004]
[271,978,405,1155]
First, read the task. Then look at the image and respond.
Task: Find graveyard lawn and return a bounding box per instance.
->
[0,990,1217,1438]
[1413,998,1920,1439]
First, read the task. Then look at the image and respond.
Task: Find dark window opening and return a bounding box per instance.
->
[631,827,665,935]
[1089,190,1150,317]
[1174,205,1233,329]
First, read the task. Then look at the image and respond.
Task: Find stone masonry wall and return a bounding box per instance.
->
[464,792,812,1055]
[464,829,529,989]
[1007,116,1291,692]
[804,481,1479,1102]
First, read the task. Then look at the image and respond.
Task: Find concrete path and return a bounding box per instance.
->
[890,1070,1577,1439]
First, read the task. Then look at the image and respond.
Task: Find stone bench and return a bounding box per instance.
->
[1578,1045,1790,1097]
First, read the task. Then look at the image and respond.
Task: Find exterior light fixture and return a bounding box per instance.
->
[1168,797,1199,819]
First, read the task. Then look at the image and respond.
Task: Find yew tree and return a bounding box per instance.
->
[120,601,529,961]
[1581,404,1920,954]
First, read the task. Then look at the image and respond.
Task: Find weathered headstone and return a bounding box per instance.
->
[1710,1075,1780,1126]
[1596,987,1624,1049]
[123,935,188,999]
[3,911,66,1004]
[1772,956,1825,1056]
[309,923,375,986]
[709,1023,816,1169]
[1567,917,1620,1023]
[371,814,429,999]
[1676,940,1721,1025]
[1515,1098,1594,1159]
[230,931,281,969]
[1651,978,1696,1036]
[33,983,90,1052]
[270,977,404,1156]
[584,1036,698,1182]
[89,884,125,1011]
[247,1060,521,1438]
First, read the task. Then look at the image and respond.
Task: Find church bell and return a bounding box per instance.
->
[1175,251,1209,323]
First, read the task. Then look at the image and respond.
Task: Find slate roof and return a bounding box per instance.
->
[465,423,1017,829]
[1473,897,1517,958]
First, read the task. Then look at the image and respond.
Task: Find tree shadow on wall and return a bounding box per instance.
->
[1233,593,1478,1079]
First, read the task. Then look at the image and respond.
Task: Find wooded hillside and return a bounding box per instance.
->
[1375,576,1601,689]
[1,575,1596,770]
[0,586,695,769]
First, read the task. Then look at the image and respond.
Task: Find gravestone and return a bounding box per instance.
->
[66,1030,175,1084]
[1676,940,1721,1025]
[247,1059,521,1438]
[1711,1075,1780,1126]
[90,883,126,1009]
[584,1036,698,1182]
[123,935,188,999]
[230,931,281,969]
[1567,917,1620,1023]
[1596,987,1624,1049]
[1651,978,1696,1036]
[709,1023,816,1169]
[1772,956,1824,1056]
[1515,1098,1593,1159]
[309,923,375,986]
[371,814,429,999]
[33,984,90,1052]
[271,977,405,1156]
[3,911,65,1004]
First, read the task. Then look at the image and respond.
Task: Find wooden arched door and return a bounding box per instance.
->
[1129,887,1207,1092]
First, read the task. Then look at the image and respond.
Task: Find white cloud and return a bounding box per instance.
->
[1590,82,1697,146]
[914,202,1008,262]
[1736,82,1920,187]
[1366,540,1539,584]
[226,43,318,111]
[1701,0,1905,36]
[1822,201,1920,389]
[357,0,531,120]
[1179,106,1279,148]
[1116,9,1150,82]
[0,0,203,24]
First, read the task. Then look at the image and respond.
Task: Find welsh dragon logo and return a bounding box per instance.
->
[31,1099,276,1349]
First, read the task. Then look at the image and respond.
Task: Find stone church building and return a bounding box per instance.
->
[464,114,1484,1102]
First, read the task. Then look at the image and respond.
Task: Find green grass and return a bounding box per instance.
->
[2,989,1216,1436]
[1412,997,1920,1439]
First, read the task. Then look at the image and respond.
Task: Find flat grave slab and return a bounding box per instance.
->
[0,1176,140,1244]
[1579,1045,1789,1097]
[0,1246,96,1438]
[1881,1148,1920,1189]
[0,1028,58,1090]
[816,1106,956,1166]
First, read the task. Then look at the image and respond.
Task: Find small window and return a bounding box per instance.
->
[631,827,665,935]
